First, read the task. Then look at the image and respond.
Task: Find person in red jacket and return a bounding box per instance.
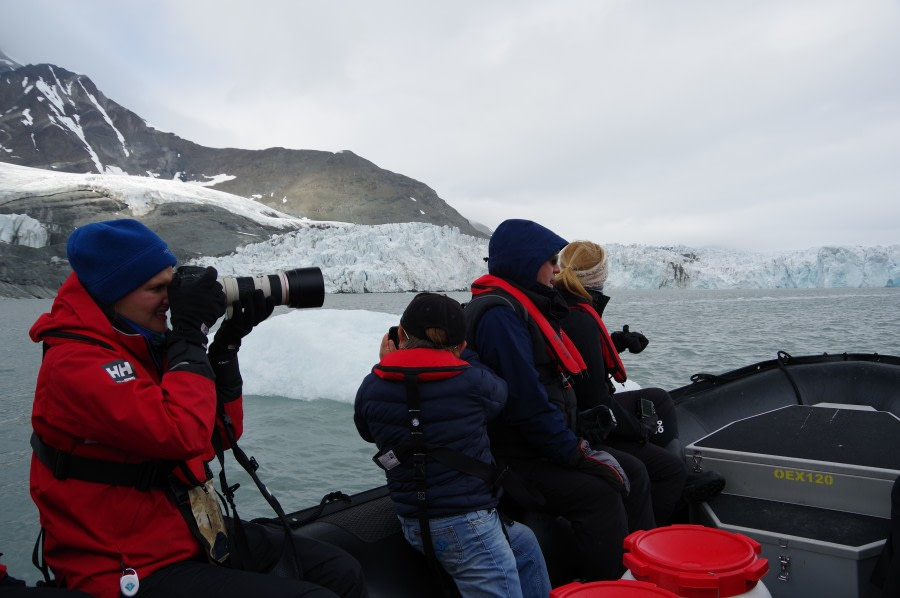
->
[29,219,365,598]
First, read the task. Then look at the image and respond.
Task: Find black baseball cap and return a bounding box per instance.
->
[400,293,465,346]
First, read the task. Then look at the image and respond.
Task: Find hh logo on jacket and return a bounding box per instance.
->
[103,360,136,383]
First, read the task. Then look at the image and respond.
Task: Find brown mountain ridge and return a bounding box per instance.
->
[0,49,483,236]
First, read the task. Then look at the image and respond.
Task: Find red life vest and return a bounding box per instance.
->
[471,274,587,376]
[570,302,628,383]
[373,348,470,382]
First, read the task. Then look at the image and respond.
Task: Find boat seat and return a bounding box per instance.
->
[673,357,900,447]
[268,488,442,598]
[790,360,900,417]
[516,510,580,587]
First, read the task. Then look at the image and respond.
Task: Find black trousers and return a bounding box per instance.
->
[506,454,654,581]
[605,437,687,525]
[607,387,687,524]
[139,522,367,598]
[612,387,680,449]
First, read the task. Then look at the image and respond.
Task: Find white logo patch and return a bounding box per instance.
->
[103,360,136,383]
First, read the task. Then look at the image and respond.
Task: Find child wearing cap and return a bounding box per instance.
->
[354,293,550,598]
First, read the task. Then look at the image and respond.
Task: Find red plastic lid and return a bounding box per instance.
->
[551,580,680,597]
[623,525,769,598]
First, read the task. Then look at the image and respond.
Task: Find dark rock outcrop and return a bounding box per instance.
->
[0,183,294,297]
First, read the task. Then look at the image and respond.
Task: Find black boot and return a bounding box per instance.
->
[681,469,726,504]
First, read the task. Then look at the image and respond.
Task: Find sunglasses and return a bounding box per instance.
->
[548,254,559,266]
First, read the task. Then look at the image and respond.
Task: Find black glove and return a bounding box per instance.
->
[207,290,274,401]
[611,324,649,354]
[166,266,226,379]
[168,266,227,336]
[568,438,630,495]
[209,289,275,354]
[576,405,618,447]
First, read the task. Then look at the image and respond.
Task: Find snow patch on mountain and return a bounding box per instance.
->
[0,161,305,228]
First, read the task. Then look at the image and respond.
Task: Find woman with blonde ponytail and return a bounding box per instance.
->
[555,242,608,301]
[554,241,724,524]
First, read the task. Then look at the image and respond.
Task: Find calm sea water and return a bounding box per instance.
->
[2,288,899,583]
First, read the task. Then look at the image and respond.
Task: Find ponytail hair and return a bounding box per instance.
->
[554,241,607,300]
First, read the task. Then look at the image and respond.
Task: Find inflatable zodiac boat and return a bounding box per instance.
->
[269,352,900,597]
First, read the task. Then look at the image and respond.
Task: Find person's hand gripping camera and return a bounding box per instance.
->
[168,266,227,340]
[209,289,276,356]
[207,289,275,402]
[166,266,227,379]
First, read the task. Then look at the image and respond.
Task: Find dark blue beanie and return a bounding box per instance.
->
[67,219,177,304]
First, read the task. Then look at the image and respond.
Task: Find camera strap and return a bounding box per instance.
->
[214,409,303,579]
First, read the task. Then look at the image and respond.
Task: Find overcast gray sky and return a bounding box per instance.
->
[3,0,899,251]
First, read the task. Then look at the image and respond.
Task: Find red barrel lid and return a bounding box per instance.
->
[551,579,680,597]
[623,525,769,598]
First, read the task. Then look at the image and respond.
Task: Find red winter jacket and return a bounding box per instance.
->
[28,273,243,598]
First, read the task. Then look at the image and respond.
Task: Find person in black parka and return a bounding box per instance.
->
[464,219,655,581]
[554,240,725,521]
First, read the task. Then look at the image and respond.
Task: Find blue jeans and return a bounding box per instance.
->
[399,509,550,598]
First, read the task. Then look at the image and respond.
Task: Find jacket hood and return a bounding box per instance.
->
[29,273,116,343]
[487,219,568,288]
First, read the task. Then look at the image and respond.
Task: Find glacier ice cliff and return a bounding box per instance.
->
[1,162,897,293]
[189,226,899,292]
[192,222,490,293]
[0,213,49,248]
[607,244,900,290]
[2,213,897,292]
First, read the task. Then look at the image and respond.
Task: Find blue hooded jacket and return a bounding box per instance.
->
[467,219,579,464]
[354,347,508,517]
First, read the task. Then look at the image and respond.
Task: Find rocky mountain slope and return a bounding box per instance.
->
[0,161,323,297]
[0,49,482,236]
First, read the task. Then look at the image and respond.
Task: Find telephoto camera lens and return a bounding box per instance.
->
[219,267,324,317]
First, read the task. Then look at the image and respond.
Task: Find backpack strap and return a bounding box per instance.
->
[39,330,115,356]
[403,371,461,598]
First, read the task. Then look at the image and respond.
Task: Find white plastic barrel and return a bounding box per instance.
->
[551,579,679,597]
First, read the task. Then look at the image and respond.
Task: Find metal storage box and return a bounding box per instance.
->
[685,404,899,598]
[695,494,887,597]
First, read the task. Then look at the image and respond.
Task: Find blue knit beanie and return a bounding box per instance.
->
[67,219,177,304]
